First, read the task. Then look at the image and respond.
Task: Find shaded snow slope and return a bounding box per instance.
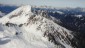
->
[0,11,5,17]
[0,5,75,48]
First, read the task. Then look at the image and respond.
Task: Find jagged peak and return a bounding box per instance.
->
[0,5,32,24]
[5,5,31,18]
[19,5,31,13]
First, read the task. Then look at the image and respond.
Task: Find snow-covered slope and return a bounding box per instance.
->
[0,5,75,48]
[56,11,64,14]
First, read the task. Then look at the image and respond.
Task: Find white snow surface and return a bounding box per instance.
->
[74,15,82,18]
[56,11,64,14]
[0,5,74,48]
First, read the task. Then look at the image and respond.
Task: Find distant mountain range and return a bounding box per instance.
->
[0,4,18,17]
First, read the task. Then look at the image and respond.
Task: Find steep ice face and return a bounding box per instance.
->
[0,5,75,48]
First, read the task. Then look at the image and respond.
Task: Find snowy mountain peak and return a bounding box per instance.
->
[4,5,31,17]
[0,5,76,48]
[19,5,31,14]
[0,5,32,24]
[9,5,31,16]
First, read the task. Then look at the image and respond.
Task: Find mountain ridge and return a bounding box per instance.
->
[0,5,80,48]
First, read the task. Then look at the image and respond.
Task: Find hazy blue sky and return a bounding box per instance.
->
[0,0,85,8]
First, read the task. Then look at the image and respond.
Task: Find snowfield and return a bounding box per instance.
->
[0,5,75,48]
